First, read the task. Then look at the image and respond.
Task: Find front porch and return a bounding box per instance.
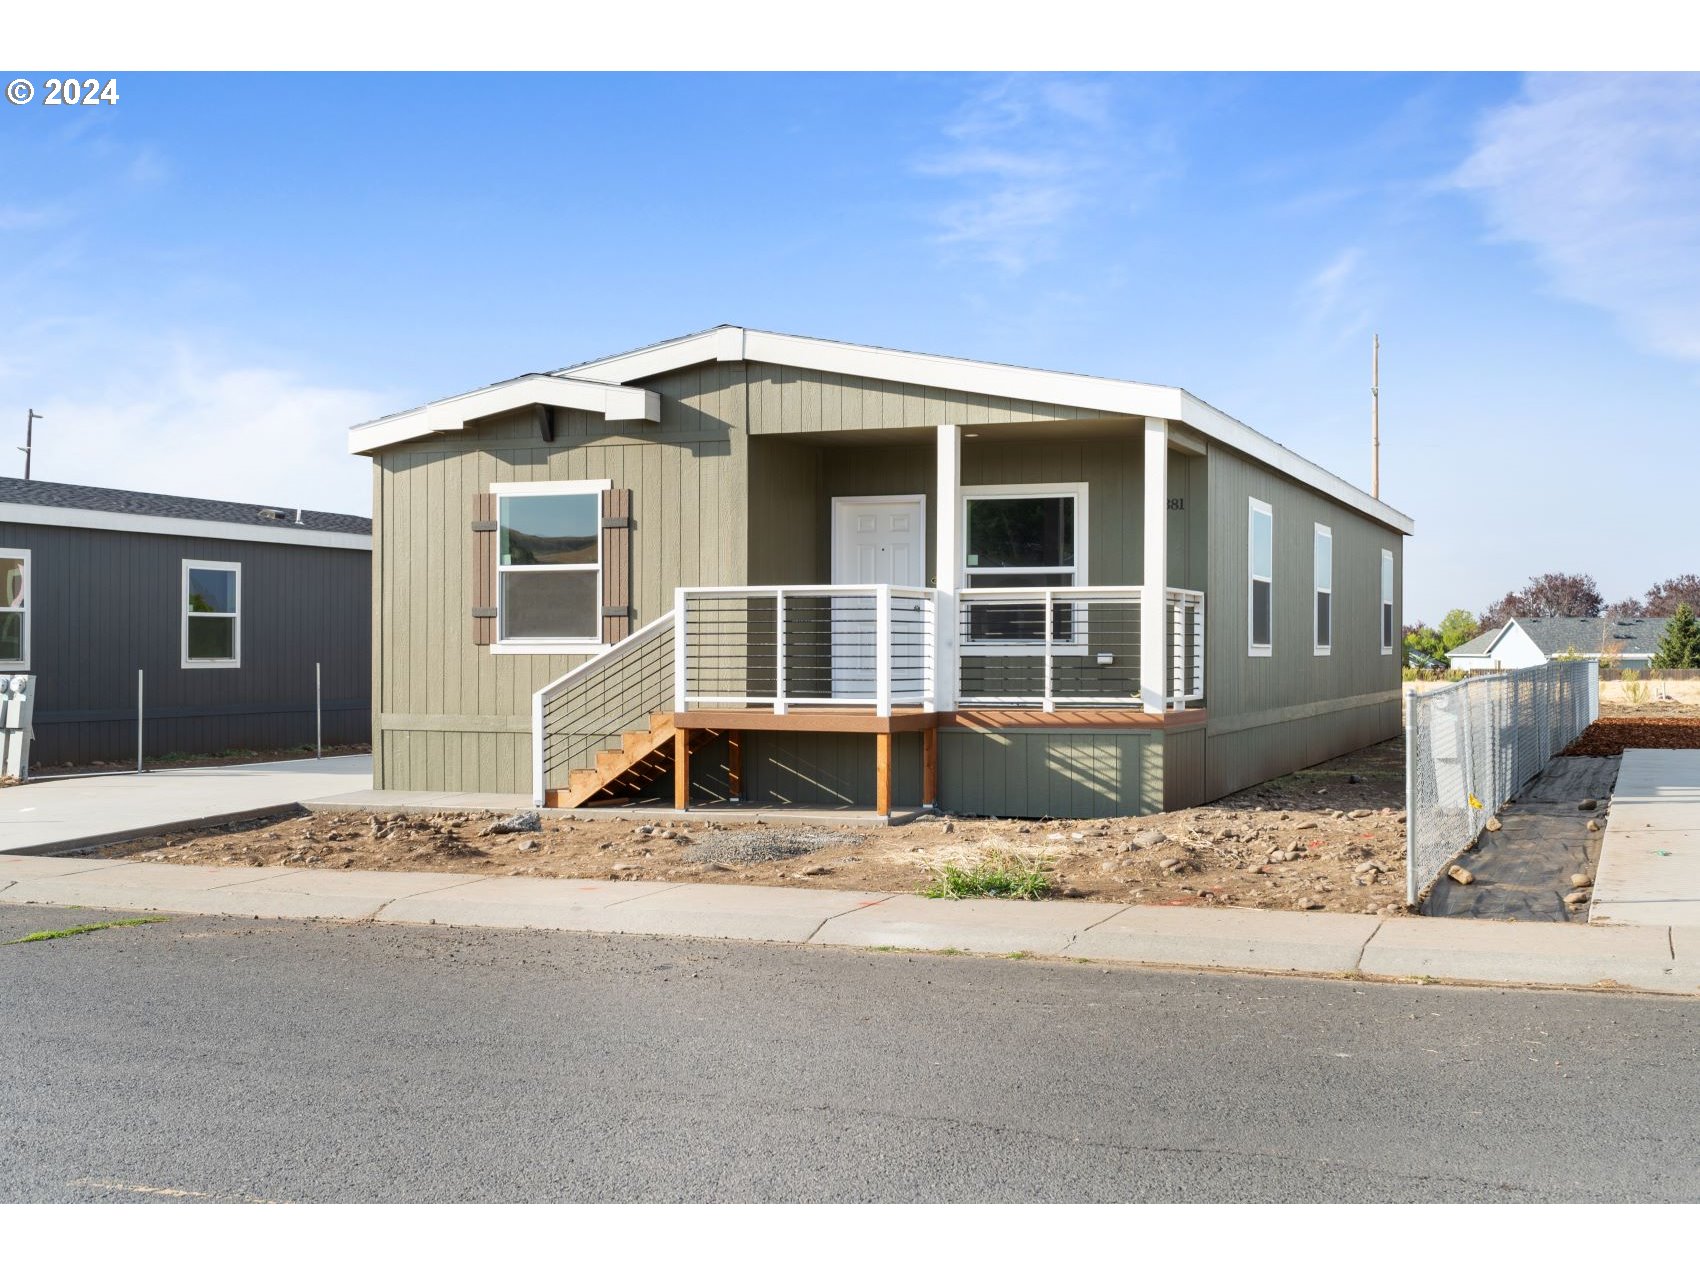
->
[533,416,1210,817]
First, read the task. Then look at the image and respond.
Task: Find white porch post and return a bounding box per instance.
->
[935,424,961,712]
[1141,417,1170,713]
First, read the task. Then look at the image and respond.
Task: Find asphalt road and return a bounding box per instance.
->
[3,902,1697,1202]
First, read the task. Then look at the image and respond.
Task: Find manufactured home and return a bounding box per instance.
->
[352,327,1412,817]
[0,477,372,767]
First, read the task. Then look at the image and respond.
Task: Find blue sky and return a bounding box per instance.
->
[3,71,1697,622]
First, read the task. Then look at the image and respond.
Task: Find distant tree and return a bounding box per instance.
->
[1644,574,1700,616]
[1403,622,1445,664]
[1652,603,1700,670]
[1437,608,1481,652]
[1606,596,1648,619]
[1519,572,1603,618]
[1478,590,1524,632]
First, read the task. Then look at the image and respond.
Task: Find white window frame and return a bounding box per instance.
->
[1380,548,1395,655]
[1248,498,1273,658]
[1313,522,1332,657]
[489,478,611,657]
[0,547,29,672]
[182,558,241,670]
[959,481,1090,654]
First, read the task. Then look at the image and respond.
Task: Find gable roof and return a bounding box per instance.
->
[1451,615,1671,660]
[350,324,1415,535]
[1514,615,1669,658]
[0,476,371,550]
[1446,625,1505,657]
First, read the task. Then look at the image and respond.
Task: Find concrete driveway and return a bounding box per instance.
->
[0,755,372,855]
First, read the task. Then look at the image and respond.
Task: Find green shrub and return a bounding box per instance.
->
[922,853,1052,901]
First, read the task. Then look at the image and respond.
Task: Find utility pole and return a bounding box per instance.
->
[19,409,40,480]
[1370,335,1380,500]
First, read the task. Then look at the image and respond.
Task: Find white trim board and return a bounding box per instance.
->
[348,374,659,455]
[572,328,1415,536]
[351,327,1416,535]
[0,502,371,551]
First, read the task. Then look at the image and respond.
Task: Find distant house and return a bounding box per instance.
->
[1447,616,1669,672]
[0,477,372,767]
[352,325,1413,817]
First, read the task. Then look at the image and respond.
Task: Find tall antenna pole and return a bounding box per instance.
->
[19,409,41,481]
[1370,334,1380,499]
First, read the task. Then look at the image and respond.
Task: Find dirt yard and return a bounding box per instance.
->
[1562,715,1700,756]
[102,739,1410,916]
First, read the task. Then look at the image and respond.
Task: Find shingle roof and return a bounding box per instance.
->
[1447,626,1505,657]
[1515,615,1670,657]
[1449,616,1672,660]
[0,476,371,536]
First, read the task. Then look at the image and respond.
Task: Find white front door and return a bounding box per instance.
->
[830,497,927,701]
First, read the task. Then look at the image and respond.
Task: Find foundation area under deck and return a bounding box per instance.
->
[670,707,1208,817]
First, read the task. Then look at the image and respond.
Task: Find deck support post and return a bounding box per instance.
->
[875,732,892,817]
[1141,417,1170,714]
[674,726,691,810]
[935,424,961,713]
[922,727,938,810]
[726,730,743,803]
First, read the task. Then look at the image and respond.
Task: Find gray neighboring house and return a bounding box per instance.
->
[0,476,372,767]
[352,325,1414,817]
[1448,615,1671,672]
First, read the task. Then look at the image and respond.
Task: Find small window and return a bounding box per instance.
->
[497,486,603,643]
[183,560,240,668]
[0,548,28,670]
[1313,523,1332,655]
[1248,498,1272,656]
[1380,548,1395,654]
[962,485,1085,644]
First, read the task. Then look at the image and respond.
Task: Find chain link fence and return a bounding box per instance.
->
[1405,660,1600,905]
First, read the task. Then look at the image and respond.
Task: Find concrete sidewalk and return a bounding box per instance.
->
[1592,748,1700,927]
[4,852,1696,995]
[0,756,373,855]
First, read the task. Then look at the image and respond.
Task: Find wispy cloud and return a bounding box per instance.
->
[1296,246,1375,346]
[916,77,1172,274]
[29,344,384,513]
[1454,73,1700,361]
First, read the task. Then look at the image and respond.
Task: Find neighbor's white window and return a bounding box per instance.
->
[0,548,28,670]
[1248,498,1273,657]
[183,560,240,668]
[961,483,1087,644]
[1313,523,1332,656]
[495,480,606,647]
[1380,548,1395,654]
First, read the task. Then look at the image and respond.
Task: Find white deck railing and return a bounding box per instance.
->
[674,585,936,717]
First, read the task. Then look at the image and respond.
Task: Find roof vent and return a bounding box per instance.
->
[258,507,288,521]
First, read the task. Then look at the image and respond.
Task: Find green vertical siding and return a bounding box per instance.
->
[939,729,1162,818]
[374,363,748,794]
[1202,446,1403,800]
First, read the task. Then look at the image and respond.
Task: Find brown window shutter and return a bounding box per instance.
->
[601,488,632,644]
[471,491,498,646]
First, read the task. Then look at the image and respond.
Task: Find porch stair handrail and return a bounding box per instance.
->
[530,611,676,806]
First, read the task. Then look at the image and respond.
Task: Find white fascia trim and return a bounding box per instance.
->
[348,375,660,456]
[574,328,1414,536]
[1180,392,1414,536]
[0,502,370,551]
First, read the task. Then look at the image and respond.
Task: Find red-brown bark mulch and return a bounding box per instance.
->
[1561,717,1700,757]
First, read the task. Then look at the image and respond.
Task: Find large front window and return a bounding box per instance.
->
[497,486,603,643]
[962,485,1085,643]
[0,549,28,669]
[183,560,240,667]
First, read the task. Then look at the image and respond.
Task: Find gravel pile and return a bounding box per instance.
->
[682,829,863,865]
